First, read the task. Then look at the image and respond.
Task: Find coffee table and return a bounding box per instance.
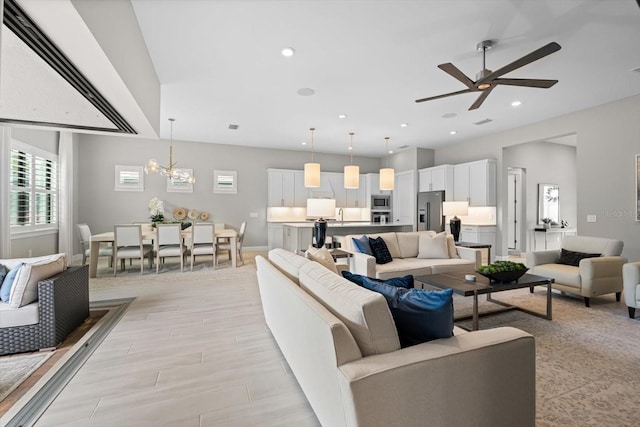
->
[415,271,554,330]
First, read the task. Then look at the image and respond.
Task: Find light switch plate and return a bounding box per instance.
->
[249,212,258,218]
[587,215,597,223]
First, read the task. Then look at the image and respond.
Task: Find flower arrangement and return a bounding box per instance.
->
[149,197,165,223]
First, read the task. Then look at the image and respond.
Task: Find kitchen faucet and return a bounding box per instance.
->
[338,208,344,226]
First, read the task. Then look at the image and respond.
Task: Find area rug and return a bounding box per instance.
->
[0,353,53,403]
[452,289,640,427]
[0,298,133,427]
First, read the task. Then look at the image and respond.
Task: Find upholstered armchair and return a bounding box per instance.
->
[526,235,626,307]
[623,262,640,318]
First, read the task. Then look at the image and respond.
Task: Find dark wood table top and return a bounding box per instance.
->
[415,271,553,297]
[454,241,492,249]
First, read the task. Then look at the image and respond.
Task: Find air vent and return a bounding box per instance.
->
[473,118,493,126]
[228,124,239,130]
[398,144,409,149]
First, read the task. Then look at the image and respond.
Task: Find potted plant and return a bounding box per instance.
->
[477,261,528,283]
[541,217,552,229]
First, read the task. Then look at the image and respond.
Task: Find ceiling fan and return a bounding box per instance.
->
[415,40,561,110]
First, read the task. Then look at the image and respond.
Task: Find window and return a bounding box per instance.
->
[10,141,58,232]
[213,170,237,194]
[114,165,144,191]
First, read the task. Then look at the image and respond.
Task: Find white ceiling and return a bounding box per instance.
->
[130,0,640,157]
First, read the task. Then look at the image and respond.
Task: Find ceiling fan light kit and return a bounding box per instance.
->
[415,40,561,110]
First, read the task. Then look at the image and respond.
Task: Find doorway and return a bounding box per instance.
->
[507,168,525,254]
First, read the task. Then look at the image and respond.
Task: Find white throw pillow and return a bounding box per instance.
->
[9,254,66,308]
[417,232,450,259]
[446,235,460,258]
[305,246,339,275]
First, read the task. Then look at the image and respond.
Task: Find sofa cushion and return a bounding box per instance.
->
[268,248,310,284]
[557,249,600,267]
[361,277,454,347]
[532,264,581,289]
[373,233,402,259]
[1,263,22,302]
[299,261,400,356]
[447,235,460,258]
[351,235,374,256]
[8,253,67,308]
[396,232,422,259]
[563,236,623,257]
[369,237,393,264]
[417,232,450,259]
[342,271,414,289]
[0,300,39,328]
[306,246,339,274]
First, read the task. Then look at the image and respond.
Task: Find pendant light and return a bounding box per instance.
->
[144,118,195,184]
[379,136,394,190]
[344,132,359,189]
[304,127,320,187]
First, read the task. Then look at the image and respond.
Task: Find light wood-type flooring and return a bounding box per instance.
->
[34,253,320,426]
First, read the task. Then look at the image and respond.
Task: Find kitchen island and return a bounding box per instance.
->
[279,222,412,252]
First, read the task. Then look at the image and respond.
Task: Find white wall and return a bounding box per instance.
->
[76,134,382,250]
[435,94,640,262]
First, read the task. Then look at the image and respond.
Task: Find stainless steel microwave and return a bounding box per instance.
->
[371,195,391,210]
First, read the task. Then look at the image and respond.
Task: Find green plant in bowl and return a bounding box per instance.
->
[477,261,528,283]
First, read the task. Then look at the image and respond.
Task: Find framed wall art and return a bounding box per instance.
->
[213,170,237,194]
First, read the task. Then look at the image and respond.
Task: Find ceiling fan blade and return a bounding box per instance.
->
[477,42,561,84]
[494,78,558,88]
[438,63,475,89]
[415,88,474,103]
[468,86,494,110]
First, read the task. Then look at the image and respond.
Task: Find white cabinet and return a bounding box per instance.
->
[419,165,454,200]
[453,159,496,206]
[345,181,367,208]
[392,170,415,225]
[283,225,313,252]
[459,225,496,264]
[365,173,391,208]
[268,169,308,207]
[327,172,346,207]
[268,223,284,249]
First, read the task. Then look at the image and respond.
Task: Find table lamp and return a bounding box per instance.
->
[306,198,336,248]
[443,201,469,242]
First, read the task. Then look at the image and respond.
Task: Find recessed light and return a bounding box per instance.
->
[297,88,315,96]
[449,131,457,135]
[400,123,408,127]
[338,114,347,119]
[388,150,394,154]
[301,141,307,146]
[281,47,295,57]
[511,100,522,107]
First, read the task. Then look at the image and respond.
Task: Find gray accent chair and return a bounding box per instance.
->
[77,223,112,266]
[1,265,89,356]
[526,235,626,307]
[623,262,640,318]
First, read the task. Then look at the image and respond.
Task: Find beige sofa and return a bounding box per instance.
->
[340,231,481,280]
[526,235,626,307]
[622,262,640,318]
[256,248,536,427]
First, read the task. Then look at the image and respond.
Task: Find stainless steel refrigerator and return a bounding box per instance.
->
[417,191,445,232]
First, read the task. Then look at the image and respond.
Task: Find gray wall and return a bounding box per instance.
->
[503,141,577,251]
[10,127,59,257]
[435,94,640,262]
[76,134,382,250]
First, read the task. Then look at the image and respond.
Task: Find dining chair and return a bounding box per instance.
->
[216,221,246,265]
[155,223,186,273]
[77,223,112,266]
[190,222,217,271]
[113,224,154,275]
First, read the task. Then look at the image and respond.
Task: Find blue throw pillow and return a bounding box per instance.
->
[368,237,392,264]
[352,235,374,256]
[0,263,23,303]
[362,277,454,347]
[342,271,414,289]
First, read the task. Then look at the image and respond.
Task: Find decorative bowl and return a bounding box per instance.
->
[477,268,528,284]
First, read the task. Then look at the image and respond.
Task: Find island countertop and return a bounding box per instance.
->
[281,222,408,228]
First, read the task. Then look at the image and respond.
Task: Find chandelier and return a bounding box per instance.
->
[144,118,195,184]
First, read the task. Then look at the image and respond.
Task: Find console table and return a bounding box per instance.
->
[532,227,577,250]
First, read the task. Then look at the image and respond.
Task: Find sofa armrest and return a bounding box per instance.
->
[623,262,640,307]
[579,256,627,294]
[456,246,481,269]
[525,249,560,267]
[338,327,535,427]
[349,252,377,277]
[43,265,90,344]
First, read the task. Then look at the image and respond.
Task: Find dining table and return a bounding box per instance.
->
[89,227,239,278]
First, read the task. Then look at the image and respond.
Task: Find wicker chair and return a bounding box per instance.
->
[0,265,89,356]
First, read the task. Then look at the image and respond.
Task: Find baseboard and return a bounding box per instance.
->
[243,245,269,252]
